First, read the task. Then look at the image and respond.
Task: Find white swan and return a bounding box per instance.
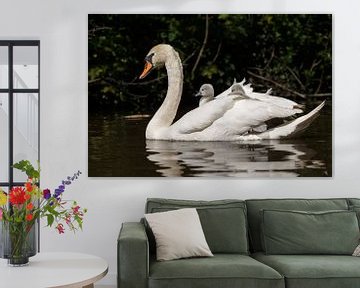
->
[195,84,214,106]
[217,79,304,111]
[227,83,251,99]
[139,44,325,141]
[196,83,250,106]
[196,82,243,106]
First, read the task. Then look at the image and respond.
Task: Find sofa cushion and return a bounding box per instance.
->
[146,198,249,254]
[145,208,213,261]
[349,205,360,228]
[261,209,359,255]
[149,254,284,288]
[252,252,360,288]
[246,198,349,252]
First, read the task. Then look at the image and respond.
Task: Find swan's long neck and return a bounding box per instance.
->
[146,49,183,139]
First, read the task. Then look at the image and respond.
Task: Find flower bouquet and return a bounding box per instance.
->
[0,160,87,266]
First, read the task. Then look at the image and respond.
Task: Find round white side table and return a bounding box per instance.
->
[0,252,108,288]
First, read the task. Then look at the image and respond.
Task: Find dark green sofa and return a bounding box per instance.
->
[118,198,360,288]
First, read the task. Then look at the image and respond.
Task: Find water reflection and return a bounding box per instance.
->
[146,139,326,177]
[88,106,331,177]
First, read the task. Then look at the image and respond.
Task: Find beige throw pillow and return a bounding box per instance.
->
[145,208,213,261]
[353,244,360,256]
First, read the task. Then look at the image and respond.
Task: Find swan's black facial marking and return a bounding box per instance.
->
[144,53,155,64]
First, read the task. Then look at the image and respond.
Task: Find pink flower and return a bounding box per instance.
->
[72,205,80,215]
[0,208,3,220]
[56,223,65,234]
[65,214,71,225]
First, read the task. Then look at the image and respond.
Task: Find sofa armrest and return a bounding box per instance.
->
[118,222,149,288]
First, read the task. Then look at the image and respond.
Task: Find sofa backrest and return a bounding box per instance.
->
[348,198,360,207]
[245,198,350,252]
[145,198,249,254]
[347,198,360,229]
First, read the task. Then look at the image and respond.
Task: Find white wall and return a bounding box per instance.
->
[1,0,360,285]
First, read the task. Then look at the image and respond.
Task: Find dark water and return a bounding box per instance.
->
[88,104,332,177]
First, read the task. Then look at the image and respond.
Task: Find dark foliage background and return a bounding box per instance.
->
[88,14,332,115]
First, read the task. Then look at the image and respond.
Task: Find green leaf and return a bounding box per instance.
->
[47,214,55,227]
[12,160,40,180]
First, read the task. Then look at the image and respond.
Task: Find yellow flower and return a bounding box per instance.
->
[0,189,7,206]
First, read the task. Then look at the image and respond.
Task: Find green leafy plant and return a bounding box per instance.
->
[88,14,332,114]
[0,160,87,234]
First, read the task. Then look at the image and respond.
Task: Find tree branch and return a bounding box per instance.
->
[88,27,113,37]
[88,78,101,84]
[286,66,305,90]
[211,41,222,64]
[315,70,324,94]
[263,46,275,70]
[183,49,197,66]
[191,14,209,79]
[106,76,167,86]
[247,70,306,99]
[307,93,331,97]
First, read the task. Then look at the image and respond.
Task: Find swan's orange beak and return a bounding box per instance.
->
[139,60,153,79]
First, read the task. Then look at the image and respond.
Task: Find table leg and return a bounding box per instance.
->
[82,284,94,288]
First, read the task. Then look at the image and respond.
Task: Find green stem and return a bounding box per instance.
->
[8,221,31,259]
